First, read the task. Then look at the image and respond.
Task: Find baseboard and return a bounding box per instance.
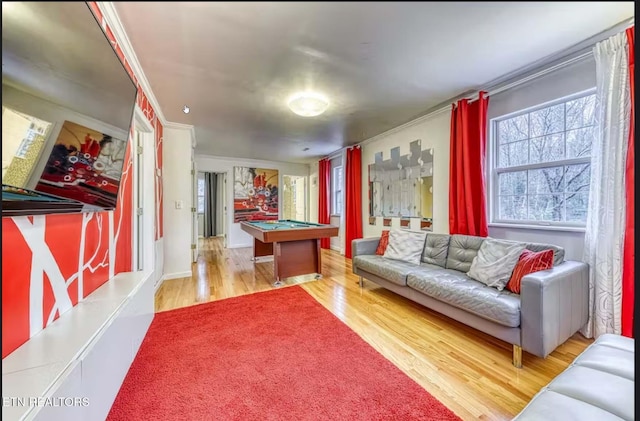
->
[330,246,345,255]
[227,243,252,249]
[161,270,193,282]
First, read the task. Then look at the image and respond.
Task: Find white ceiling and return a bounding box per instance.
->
[115,2,634,163]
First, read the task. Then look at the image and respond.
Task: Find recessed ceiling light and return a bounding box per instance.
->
[287,91,329,117]
[183,105,190,114]
[303,147,310,151]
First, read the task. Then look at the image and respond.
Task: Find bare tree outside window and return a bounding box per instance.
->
[493,92,595,225]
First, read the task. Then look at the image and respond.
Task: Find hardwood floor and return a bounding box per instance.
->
[155,237,592,421]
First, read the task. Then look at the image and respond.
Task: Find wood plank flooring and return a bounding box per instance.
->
[155,237,592,421]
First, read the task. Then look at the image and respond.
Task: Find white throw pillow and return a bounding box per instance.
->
[383,229,427,265]
[467,239,525,290]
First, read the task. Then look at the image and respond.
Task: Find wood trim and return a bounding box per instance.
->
[240,221,338,243]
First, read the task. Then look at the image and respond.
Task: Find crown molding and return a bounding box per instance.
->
[97,1,168,127]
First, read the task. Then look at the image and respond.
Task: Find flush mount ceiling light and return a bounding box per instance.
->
[182,105,190,114]
[287,91,329,117]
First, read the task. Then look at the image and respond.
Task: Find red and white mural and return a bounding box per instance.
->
[1,2,164,358]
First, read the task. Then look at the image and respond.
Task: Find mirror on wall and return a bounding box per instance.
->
[2,2,137,216]
[368,139,434,229]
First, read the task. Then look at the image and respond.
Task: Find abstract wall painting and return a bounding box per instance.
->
[233,166,279,222]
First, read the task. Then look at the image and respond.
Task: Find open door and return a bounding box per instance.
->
[191,160,199,263]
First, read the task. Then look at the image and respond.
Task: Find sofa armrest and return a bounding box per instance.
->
[352,237,380,257]
[351,238,380,272]
[520,260,589,358]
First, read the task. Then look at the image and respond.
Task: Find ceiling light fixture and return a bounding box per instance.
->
[183,105,190,114]
[287,91,329,117]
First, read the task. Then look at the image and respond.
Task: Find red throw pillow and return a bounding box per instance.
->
[506,249,555,294]
[375,230,390,255]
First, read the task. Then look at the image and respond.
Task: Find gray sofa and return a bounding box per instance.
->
[513,333,634,420]
[352,233,589,367]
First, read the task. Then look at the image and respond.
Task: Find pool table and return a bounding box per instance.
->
[240,219,339,286]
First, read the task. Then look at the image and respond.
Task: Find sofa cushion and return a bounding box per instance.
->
[445,234,484,272]
[421,233,450,267]
[524,242,565,265]
[505,249,555,294]
[383,229,427,265]
[353,255,421,286]
[467,239,526,291]
[407,269,521,327]
[497,239,566,266]
[513,333,634,421]
[375,230,390,255]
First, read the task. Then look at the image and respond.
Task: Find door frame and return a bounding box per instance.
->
[132,106,156,278]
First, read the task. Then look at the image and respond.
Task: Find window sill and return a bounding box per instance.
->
[488,222,586,233]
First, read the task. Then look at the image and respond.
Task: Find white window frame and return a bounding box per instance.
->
[488,88,596,231]
[332,165,343,216]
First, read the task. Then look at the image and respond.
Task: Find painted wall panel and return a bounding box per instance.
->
[2,2,164,358]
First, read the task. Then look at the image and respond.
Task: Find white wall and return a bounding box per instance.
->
[195,155,310,248]
[486,57,596,261]
[163,127,194,278]
[362,110,451,238]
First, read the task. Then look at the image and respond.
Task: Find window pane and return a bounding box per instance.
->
[336,192,343,214]
[530,103,564,137]
[566,127,594,158]
[499,171,527,195]
[491,92,594,226]
[566,94,596,129]
[528,194,565,221]
[565,163,590,193]
[499,195,527,220]
[498,140,528,168]
[528,167,564,194]
[198,196,205,213]
[565,192,589,222]
[498,114,528,144]
[198,178,205,196]
[529,134,564,164]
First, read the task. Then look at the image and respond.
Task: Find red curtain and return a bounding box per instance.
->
[449,91,489,237]
[622,27,634,338]
[318,158,331,249]
[344,146,363,259]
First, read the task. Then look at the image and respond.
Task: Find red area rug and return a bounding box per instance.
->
[107,286,461,421]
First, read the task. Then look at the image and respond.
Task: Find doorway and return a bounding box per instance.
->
[282,175,307,221]
[198,171,227,245]
[132,108,156,281]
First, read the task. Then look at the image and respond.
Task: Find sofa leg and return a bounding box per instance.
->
[513,345,523,368]
[358,276,364,288]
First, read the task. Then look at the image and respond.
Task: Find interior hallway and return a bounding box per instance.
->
[154,237,592,421]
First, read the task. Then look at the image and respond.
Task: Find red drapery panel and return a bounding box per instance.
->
[344,146,363,259]
[622,26,634,338]
[449,91,489,237]
[318,158,331,249]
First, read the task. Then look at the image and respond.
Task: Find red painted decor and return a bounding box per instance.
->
[2,2,164,358]
[107,287,461,421]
